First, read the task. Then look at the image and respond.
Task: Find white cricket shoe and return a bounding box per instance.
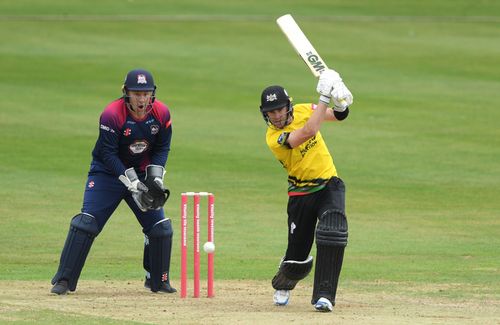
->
[273,290,290,306]
[314,297,333,312]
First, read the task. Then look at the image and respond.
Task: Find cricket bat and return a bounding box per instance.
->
[276,14,347,105]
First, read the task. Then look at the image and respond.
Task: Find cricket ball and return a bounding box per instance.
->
[203,241,215,253]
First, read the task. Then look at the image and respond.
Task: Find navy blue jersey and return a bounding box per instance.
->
[90,98,172,176]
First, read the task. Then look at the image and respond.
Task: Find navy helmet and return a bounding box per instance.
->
[123,69,156,92]
[122,69,157,111]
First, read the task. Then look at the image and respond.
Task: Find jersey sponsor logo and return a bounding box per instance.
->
[100,124,115,133]
[299,135,317,157]
[129,140,149,154]
[150,124,159,135]
[123,128,132,136]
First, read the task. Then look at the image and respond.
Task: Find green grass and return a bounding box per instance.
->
[0,0,499,301]
[2,0,500,17]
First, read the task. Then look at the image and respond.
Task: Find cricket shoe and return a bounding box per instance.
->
[273,290,290,306]
[51,280,69,295]
[144,277,177,293]
[314,297,333,312]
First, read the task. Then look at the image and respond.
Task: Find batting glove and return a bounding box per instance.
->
[331,82,353,112]
[316,69,342,104]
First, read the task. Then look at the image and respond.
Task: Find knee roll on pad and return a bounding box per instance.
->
[272,256,314,290]
[146,218,173,238]
[145,219,173,292]
[70,213,100,234]
[316,209,348,247]
[51,213,100,291]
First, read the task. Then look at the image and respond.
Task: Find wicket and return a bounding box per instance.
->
[180,192,215,298]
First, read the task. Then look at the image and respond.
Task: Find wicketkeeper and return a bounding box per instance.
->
[51,69,176,295]
[259,69,353,312]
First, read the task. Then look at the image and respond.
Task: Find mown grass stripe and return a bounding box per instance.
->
[1,15,499,22]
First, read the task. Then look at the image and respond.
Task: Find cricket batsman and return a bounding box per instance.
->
[259,69,353,312]
[51,69,176,295]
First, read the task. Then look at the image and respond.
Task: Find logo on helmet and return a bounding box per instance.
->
[266,93,278,102]
[137,74,147,84]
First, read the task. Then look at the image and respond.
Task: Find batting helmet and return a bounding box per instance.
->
[260,85,290,112]
[259,85,293,128]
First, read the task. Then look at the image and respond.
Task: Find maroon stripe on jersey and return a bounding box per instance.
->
[151,101,171,128]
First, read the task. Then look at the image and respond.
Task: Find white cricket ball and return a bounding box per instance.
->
[203,241,215,253]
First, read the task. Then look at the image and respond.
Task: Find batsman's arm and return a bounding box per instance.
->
[286,100,328,148]
[324,107,349,121]
[286,69,337,148]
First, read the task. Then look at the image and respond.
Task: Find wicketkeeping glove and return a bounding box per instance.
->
[119,168,152,212]
[144,165,170,210]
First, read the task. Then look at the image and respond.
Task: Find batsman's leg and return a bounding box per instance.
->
[51,213,100,294]
[312,209,348,311]
[272,256,314,305]
[272,256,314,290]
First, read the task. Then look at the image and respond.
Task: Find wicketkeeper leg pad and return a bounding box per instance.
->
[144,219,173,292]
[272,255,314,290]
[51,213,100,291]
[312,209,348,305]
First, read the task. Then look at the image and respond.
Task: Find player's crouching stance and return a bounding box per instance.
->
[50,69,176,295]
[260,69,353,312]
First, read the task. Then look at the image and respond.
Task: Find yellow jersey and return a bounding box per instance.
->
[266,103,337,196]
